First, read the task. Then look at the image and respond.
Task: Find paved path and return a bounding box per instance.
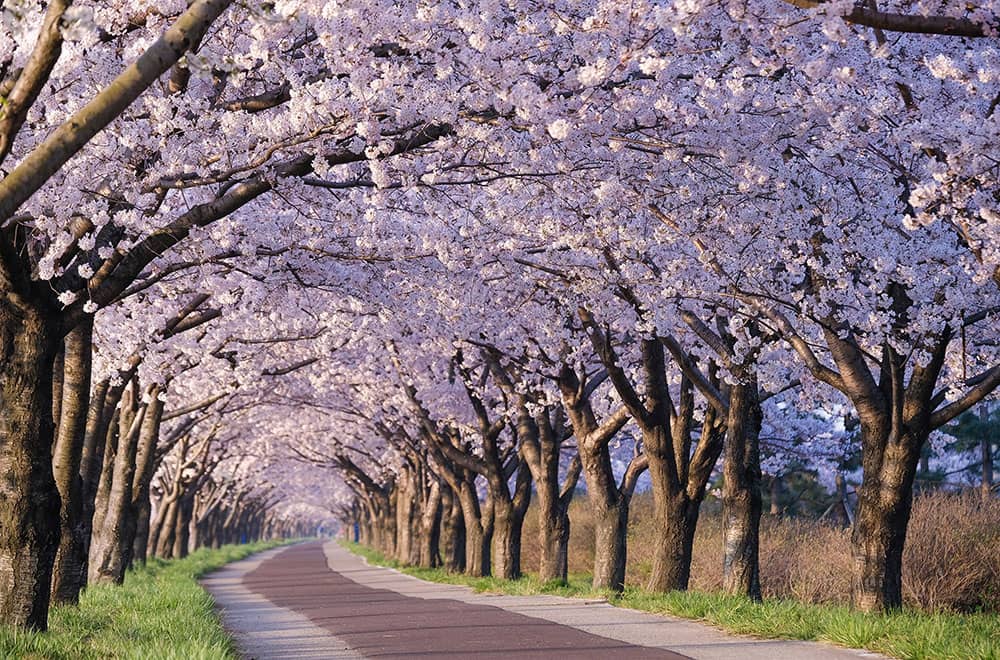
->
[203,541,886,660]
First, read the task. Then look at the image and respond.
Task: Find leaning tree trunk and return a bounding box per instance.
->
[49,321,93,605]
[722,380,762,600]
[156,496,181,559]
[0,304,61,629]
[851,421,924,611]
[127,395,162,566]
[89,397,147,584]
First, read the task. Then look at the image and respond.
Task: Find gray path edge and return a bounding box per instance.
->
[201,544,361,659]
[325,542,887,660]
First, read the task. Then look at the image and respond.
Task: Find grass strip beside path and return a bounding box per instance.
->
[345,542,999,660]
[0,540,289,660]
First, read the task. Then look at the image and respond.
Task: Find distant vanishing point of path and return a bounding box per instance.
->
[201,542,885,659]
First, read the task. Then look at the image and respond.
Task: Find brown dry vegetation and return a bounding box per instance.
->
[520,490,1000,613]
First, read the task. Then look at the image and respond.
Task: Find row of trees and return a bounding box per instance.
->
[1,0,998,632]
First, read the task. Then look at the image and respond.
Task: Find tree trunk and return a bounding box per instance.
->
[982,404,994,500]
[490,499,521,580]
[395,469,415,564]
[534,486,571,583]
[440,485,465,573]
[89,395,147,584]
[417,480,441,568]
[156,497,180,559]
[851,424,923,611]
[127,395,162,566]
[592,500,629,592]
[87,401,125,573]
[77,377,111,578]
[769,475,785,516]
[173,492,194,559]
[577,441,635,593]
[49,320,92,605]
[0,304,61,629]
[643,421,700,593]
[456,482,491,577]
[721,380,762,599]
[520,408,580,584]
[131,495,151,565]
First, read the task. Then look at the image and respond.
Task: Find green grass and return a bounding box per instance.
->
[0,540,290,660]
[346,542,1000,660]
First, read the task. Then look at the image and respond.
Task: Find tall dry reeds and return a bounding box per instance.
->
[519,490,999,612]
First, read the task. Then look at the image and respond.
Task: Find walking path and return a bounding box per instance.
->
[202,541,886,659]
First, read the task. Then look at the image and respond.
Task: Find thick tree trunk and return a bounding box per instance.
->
[456,483,491,577]
[440,485,465,573]
[417,480,441,569]
[649,489,701,592]
[49,321,92,605]
[851,424,923,611]
[0,304,61,629]
[592,501,629,592]
[394,469,415,564]
[490,499,522,580]
[644,422,699,593]
[577,441,635,593]
[722,380,762,600]
[534,486,571,583]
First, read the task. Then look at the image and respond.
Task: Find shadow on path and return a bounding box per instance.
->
[243,542,687,659]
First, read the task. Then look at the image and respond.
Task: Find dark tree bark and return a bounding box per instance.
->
[49,320,93,605]
[440,483,466,573]
[559,365,645,592]
[416,479,442,569]
[761,303,1000,611]
[485,358,583,583]
[0,299,61,629]
[721,378,762,599]
[581,315,725,593]
[127,393,164,566]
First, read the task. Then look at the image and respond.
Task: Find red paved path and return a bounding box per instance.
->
[242,542,689,659]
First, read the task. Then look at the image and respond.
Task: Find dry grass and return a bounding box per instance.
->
[520,490,1000,613]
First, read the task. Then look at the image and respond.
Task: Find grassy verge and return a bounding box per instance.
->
[345,542,999,660]
[0,540,290,660]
